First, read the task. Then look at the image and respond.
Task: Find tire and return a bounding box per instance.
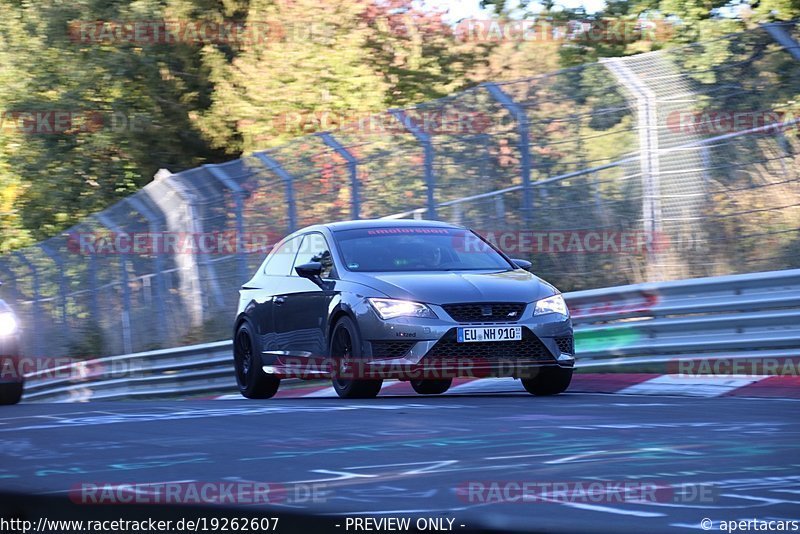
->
[521,366,573,396]
[410,378,452,395]
[0,381,23,405]
[234,320,280,399]
[330,317,382,399]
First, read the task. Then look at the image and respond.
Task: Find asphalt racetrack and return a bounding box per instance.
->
[1,392,799,533]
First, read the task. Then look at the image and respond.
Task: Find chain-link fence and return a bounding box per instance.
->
[2,23,798,358]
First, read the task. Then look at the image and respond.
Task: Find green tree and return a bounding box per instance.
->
[0,0,225,248]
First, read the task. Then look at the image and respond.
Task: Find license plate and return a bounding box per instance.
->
[457,326,522,343]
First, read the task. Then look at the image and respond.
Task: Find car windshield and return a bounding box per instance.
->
[333,227,513,272]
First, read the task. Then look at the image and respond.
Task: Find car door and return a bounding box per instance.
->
[273,232,337,358]
[243,235,302,353]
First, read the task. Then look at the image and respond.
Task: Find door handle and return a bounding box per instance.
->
[274,296,286,305]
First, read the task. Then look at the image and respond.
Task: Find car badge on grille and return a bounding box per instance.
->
[481,306,493,316]
[507,311,518,317]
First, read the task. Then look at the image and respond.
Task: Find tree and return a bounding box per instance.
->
[0,0,226,249]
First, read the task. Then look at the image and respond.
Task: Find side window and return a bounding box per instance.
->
[263,236,301,276]
[292,233,335,279]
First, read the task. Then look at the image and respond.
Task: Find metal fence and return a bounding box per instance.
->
[22,268,800,402]
[1,23,799,358]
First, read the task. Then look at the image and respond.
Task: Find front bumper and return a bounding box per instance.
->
[261,301,574,380]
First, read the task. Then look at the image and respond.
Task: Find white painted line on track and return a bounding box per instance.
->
[618,374,769,397]
[302,386,338,398]
[448,377,519,394]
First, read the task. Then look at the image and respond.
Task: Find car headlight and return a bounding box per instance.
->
[534,294,568,317]
[0,312,18,336]
[367,298,437,320]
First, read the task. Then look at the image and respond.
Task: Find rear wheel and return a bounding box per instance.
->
[0,381,23,405]
[234,321,280,399]
[331,317,382,399]
[521,367,573,396]
[410,378,452,395]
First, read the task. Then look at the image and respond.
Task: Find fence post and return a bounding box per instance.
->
[13,251,42,356]
[167,174,226,310]
[95,213,133,355]
[253,152,298,232]
[317,133,360,220]
[144,174,204,329]
[484,83,533,224]
[125,195,169,346]
[389,109,437,220]
[87,249,99,333]
[204,164,249,283]
[601,57,663,282]
[38,243,68,327]
[763,22,800,61]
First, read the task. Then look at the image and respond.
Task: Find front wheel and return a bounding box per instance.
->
[330,317,382,399]
[410,378,452,395]
[234,321,280,399]
[0,381,23,405]
[521,367,573,396]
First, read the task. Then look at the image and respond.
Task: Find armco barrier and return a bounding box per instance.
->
[21,268,800,402]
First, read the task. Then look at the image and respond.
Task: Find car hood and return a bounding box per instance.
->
[351,269,557,305]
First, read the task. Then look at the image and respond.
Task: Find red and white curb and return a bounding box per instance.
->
[211,374,800,400]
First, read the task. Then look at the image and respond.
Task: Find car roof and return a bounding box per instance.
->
[301,219,465,233]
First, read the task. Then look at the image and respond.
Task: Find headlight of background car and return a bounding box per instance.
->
[367,298,437,320]
[534,294,568,317]
[0,312,18,336]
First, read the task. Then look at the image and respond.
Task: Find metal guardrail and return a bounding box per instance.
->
[21,268,800,402]
[568,268,800,368]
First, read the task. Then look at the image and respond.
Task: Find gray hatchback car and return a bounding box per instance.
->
[233,220,574,399]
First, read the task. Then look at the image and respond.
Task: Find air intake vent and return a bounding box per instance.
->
[424,329,554,361]
[371,341,415,359]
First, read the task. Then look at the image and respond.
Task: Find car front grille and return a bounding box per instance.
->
[423,329,554,361]
[555,335,574,354]
[371,341,415,359]
[441,302,526,323]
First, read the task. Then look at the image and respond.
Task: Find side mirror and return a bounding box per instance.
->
[295,262,328,288]
[511,258,532,271]
[295,261,322,278]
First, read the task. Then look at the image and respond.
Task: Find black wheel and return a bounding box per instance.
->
[234,321,280,399]
[521,367,573,396]
[330,317,382,399]
[0,381,23,405]
[410,378,452,395]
